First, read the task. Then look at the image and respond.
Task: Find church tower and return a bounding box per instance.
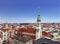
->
[36,10,42,40]
[3,21,9,41]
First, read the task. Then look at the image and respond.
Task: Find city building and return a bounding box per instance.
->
[0,10,60,44]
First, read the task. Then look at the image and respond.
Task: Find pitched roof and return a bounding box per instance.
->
[34,38,60,44]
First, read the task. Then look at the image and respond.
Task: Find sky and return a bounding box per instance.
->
[0,0,60,23]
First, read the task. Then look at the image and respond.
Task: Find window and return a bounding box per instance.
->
[36,29,39,32]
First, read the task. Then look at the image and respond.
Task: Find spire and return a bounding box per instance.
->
[5,20,8,28]
[37,8,41,22]
[38,8,40,16]
[36,8,42,40]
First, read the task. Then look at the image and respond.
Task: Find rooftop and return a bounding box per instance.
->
[34,38,60,44]
[14,35,32,42]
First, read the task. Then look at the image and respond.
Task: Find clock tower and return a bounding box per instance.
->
[36,10,42,40]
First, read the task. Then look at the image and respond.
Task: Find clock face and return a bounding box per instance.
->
[36,29,39,32]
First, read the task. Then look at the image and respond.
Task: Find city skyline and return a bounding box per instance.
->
[0,0,60,23]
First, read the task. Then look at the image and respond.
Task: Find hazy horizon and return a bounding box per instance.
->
[0,0,60,23]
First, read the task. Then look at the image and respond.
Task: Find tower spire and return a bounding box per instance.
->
[36,8,42,40]
[37,9,41,22]
[5,20,8,28]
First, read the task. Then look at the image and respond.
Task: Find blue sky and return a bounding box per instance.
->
[0,0,60,23]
